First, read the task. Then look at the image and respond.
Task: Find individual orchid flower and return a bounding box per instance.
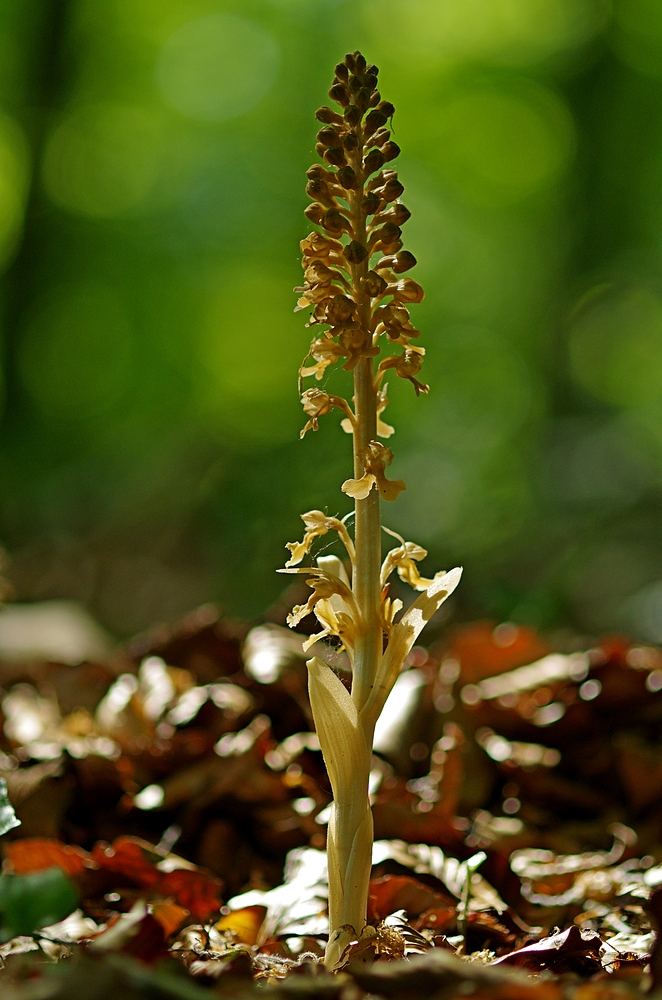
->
[280,558,358,633]
[380,525,440,592]
[341,441,405,502]
[302,555,355,655]
[299,337,345,382]
[285,510,355,568]
[300,389,355,438]
[377,346,429,395]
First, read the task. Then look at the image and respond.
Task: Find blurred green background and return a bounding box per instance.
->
[3,0,662,642]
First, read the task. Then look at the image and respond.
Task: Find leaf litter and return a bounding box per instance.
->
[0,609,660,996]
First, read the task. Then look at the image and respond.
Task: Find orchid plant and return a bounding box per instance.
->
[280,51,462,969]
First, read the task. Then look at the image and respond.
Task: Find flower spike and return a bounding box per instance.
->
[281,51,462,969]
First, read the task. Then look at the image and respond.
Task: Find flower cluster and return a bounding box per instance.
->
[295,51,427,439]
[281,511,459,659]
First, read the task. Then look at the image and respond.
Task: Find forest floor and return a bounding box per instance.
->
[0,601,659,999]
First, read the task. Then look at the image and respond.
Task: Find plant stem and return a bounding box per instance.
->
[323,127,383,968]
[351,359,382,714]
[348,130,382,718]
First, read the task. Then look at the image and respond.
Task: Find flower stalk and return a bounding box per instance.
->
[281,51,462,969]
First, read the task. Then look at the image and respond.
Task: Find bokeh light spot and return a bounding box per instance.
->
[42,104,164,217]
[612,0,662,78]
[432,84,575,205]
[429,325,532,450]
[18,285,134,418]
[364,0,602,67]
[569,288,662,408]
[198,268,301,442]
[156,14,280,122]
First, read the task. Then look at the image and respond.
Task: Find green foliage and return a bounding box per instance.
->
[0,868,78,940]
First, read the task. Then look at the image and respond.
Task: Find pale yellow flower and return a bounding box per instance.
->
[380,526,442,592]
[300,337,345,382]
[279,558,358,653]
[285,510,355,567]
[341,441,405,502]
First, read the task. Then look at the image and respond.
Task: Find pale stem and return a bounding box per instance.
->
[324,748,373,968]
[323,119,383,967]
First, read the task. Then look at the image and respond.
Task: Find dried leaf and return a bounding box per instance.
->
[216,905,267,945]
[4,837,92,877]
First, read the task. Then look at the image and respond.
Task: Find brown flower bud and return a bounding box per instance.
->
[334,62,349,81]
[322,208,351,236]
[366,63,379,76]
[378,101,395,118]
[316,106,344,126]
[381,141,400,162]
[367,127,390,149]
[324,146,347,167]
[337,166,358,190]
[368,90,381,108]
[317,126,341,147]
[390,278,424,303]
[366,170,388,193]
[306,178,336,209]
[306,164,332,181]
[304,202,326,225]
[341,132,359,151]
[343,240,369,264]
[300,233,344,259]
[376,177,404,202]
[370,222,402,250]
[354,52,367,74]
[378,203,411,226]
[315,142,326,157]
[377,250,417,273]
[363,73,377,92]
[362,192,381,216]
[364,108,387,136]
[326,295,356,324]
[348,75,362,94]
[364,148,385,174]
[329,83,349,106]
[355,87,372,112]
[344,105,361,127]
[345,52,356,72]
[361,271,388,297]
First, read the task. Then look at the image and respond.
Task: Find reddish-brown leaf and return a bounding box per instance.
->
[156,868,223,923]
[368,874,456,923]
[4,837,94,877]
[91,836,161,888]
